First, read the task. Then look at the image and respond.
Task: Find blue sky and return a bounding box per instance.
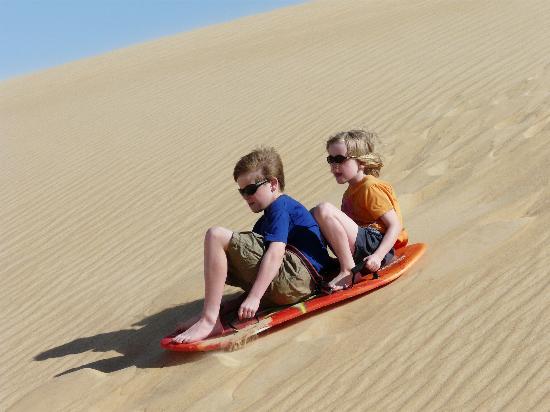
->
[0,0,305,80]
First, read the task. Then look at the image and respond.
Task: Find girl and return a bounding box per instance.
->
[314,129,408,291]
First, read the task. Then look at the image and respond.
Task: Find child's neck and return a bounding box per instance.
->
[347,171,365,188]
[265,191,282,207]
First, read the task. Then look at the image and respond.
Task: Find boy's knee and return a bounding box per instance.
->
[205,226,231,244]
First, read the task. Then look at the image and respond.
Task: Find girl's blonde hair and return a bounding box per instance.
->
[326,129,383,177]
[233,146,285,191]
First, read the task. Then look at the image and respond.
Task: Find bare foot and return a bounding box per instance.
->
[171,316,224,344]
[172,314,201,335]
[326,270,360,292]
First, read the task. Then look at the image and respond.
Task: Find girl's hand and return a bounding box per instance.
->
[364,254,383,272]
[238,295,261,320]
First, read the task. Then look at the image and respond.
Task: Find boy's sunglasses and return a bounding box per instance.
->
[238,179,269,196]
[326,154,356,164]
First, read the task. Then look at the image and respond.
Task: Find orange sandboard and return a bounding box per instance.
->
[161,243,426,352]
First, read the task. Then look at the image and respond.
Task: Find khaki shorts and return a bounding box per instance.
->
[226,231,314,306]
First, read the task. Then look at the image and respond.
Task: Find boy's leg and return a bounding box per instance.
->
[313,202,359,290]
[172,226,233,343]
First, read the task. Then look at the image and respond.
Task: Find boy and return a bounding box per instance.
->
[172,147,330,343]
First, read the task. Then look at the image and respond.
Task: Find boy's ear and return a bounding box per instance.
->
[269,177,278,192]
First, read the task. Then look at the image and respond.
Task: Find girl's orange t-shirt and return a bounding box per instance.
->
[341,175,408,247]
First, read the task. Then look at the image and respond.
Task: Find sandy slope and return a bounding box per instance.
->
[1,0,549,410]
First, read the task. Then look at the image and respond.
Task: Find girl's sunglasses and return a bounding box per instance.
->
[238,179,269,196]
[326,154,356,164]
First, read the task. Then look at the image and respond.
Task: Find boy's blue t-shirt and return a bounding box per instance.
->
[252,194,330,272]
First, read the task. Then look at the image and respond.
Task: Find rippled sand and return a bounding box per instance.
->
[1,0,549,410]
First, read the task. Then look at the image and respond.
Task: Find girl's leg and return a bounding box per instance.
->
[313,202,359,290]
[172,226,233,343]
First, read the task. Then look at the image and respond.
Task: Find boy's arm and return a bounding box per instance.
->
[366,209,401,272]
[238,241,286,320]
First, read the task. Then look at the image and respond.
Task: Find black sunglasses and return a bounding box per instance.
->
[326,154,356,164]
[238,179,269,196]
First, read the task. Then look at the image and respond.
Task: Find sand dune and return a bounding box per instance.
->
[1,0,549,410]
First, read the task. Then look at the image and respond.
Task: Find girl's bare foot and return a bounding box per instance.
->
[171,316,224,344]
[326,270,360,291]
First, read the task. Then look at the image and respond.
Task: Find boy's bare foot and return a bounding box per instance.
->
[171,314,201,335]
[171,316,224,344]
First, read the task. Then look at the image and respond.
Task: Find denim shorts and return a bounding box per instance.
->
[353,226,394,267]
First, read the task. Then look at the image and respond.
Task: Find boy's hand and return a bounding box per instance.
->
[364,254,383,272]
[238,295,261,320]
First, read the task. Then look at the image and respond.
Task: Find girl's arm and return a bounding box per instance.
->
[238,241,286,319]
[366,209,401,272]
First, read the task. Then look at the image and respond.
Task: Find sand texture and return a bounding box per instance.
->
[1,0,549,410]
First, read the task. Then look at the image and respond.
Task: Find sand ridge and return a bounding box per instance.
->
[1,0,549,410]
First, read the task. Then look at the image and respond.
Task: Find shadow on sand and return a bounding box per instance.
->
[34,293,242,377]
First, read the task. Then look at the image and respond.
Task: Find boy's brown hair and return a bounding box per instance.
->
[233,146,285,191]
[326,129,383,177]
